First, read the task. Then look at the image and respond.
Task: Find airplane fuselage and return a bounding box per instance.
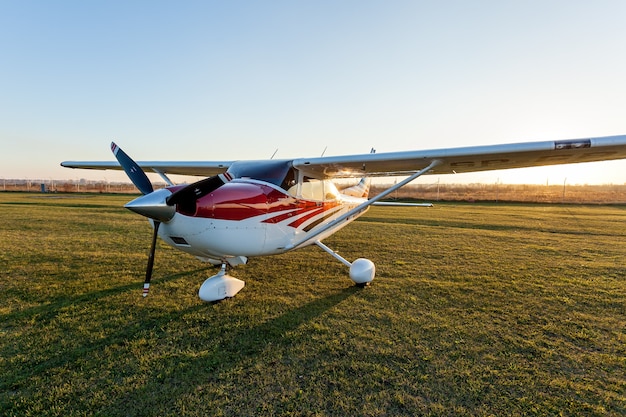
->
[150,179,367,262]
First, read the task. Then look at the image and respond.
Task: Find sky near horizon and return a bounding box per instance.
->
[2,1,626,185]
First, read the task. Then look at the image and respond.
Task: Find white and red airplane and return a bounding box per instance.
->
[62,134,626,301]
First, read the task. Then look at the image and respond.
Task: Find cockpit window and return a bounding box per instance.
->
[227,160,338,201]
[226,160,293,188]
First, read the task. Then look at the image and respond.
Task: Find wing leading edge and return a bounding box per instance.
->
[293,134,626,178]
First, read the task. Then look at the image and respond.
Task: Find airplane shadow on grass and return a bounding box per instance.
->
[1,281,359,414]
[104,286,360,414]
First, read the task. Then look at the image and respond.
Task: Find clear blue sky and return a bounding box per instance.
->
[2,1,626,185]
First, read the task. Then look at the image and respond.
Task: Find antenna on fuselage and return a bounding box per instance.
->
[270,149,278,159]
[321,146,327,157]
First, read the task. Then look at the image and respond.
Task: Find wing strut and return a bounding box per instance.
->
[285,159,442,251]
[151,169,174,186]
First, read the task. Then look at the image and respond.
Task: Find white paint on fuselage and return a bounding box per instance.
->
[157,194,367,261]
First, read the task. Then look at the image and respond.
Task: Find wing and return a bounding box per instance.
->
[60,160,234,177]
[62,134,626,179]
[292,134,626,178]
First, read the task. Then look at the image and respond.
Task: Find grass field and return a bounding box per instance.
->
[1,193,625,416]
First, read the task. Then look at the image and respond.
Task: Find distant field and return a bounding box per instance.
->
[4,180,626,204]
[1,193,625,416]
[370,183,626,204]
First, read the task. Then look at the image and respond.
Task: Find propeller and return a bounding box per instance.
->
[111,142,153,195]
[166,174,226,209]
[111,142,160,297]
[143,220,160,297]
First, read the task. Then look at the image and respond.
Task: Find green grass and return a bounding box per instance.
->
[1,193,625,416]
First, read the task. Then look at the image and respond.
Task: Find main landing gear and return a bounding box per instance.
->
[314,241,375,287]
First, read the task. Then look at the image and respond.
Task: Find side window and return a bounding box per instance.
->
[288,178,339,201]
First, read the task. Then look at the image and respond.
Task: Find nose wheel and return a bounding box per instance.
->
[198,264,245,302]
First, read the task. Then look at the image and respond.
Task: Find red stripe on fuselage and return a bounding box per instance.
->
[262,200,339,225]
[182,181,341,229]
[287,203,341,228]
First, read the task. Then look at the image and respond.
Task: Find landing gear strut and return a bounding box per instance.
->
[315,241,375,286]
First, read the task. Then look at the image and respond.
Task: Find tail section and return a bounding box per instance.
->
[341,177,371,198]
[340,148,374,198]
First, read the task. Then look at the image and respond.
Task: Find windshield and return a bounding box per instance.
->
[226,161,339,201]
[226,160,295,189]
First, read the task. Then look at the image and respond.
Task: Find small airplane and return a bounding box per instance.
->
[62,134,626,302]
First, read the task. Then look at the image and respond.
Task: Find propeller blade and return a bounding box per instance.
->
[166,174,226,207]
[111,142,154,195]
[143,220,160,297]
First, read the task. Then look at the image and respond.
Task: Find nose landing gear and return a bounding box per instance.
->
[198,264,245,302]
